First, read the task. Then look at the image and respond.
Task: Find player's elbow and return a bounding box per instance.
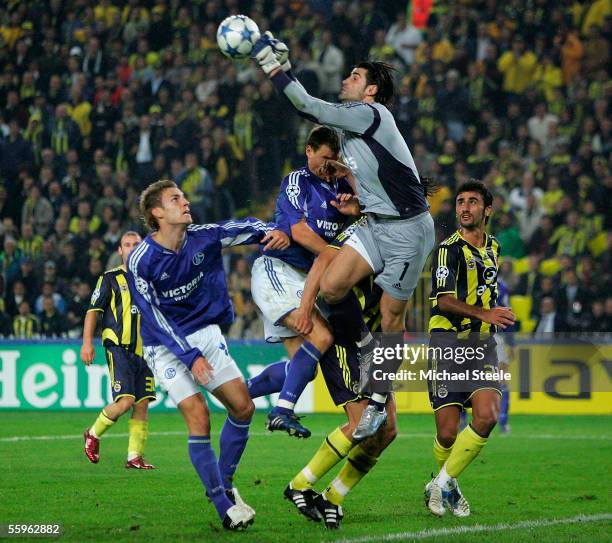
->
[436,295,453,312]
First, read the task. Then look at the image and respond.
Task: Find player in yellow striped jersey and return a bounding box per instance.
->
[283,216,398,529]
[425,180,516,518]
[80,231,157,469]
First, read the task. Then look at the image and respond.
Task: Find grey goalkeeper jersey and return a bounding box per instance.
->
[272,70,429,218]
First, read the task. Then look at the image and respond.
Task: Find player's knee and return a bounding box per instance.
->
[115,396,135,414]
[181,396,211,434]
[320,277,346,305]
[230,398,255,421]
[437,428,457,448]
[188,414,210,435]
[132,400,149,418]
[317,326,334,352]
[472,411,498,436]
[309,323,334,353]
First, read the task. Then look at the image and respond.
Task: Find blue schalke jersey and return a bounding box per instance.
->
[265,166,353,271]
[127,218,278,369]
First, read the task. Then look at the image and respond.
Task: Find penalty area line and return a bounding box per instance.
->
[331,513,612,543]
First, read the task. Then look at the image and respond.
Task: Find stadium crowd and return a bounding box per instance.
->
[0,0,610,339]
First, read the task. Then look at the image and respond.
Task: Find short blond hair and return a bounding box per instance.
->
[139,179,177,230]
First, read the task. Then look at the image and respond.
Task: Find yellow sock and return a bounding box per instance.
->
[445,425,488,478]
[433,437,453,468]
[128,419,148,459]
[291,427,353,490]
[91,409,115,438]
[325,445,378,506]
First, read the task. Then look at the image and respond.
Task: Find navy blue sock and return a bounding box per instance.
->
[272,341,321,416]
[319,291,365,344]
[247,360,288,398]
[500,384,510,427]
[459,410,468,430]
[188,436,233,519]
[218,415,251,490]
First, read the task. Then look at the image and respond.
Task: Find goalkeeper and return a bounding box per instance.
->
[251,32,436,442]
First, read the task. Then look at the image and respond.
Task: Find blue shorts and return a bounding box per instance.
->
[105,344,156,404]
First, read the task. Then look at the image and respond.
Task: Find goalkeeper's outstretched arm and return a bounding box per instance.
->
[252,33,377,135]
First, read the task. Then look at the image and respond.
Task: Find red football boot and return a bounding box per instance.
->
[84,429,100,463]
[125,456,156,469]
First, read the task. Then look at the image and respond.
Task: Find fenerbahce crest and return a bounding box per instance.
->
[437,384,448,398]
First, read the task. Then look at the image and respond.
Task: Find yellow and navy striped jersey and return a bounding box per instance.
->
[429,230,501,335]
[87,267,142,356]
[329,216,383,333]
[13,314,39,339]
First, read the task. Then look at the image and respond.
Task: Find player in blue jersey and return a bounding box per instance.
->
[126,179,289,531]
[252,34,437,440]
[250,126,354,438]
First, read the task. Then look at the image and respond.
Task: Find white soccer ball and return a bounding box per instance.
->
[216,15,260,59]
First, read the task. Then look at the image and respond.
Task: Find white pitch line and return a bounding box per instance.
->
[0,430,611,444]
[331,513,612,543]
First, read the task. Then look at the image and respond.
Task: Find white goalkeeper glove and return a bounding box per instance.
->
[251,34,281,75]
[264,31,291,72]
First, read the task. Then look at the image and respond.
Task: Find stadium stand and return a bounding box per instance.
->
[0,0,610,338]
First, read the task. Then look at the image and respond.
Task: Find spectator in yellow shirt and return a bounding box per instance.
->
[534,54,563,103]
[550,210,587,257]
[497,36,538,94]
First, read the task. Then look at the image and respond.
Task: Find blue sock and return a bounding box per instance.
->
[247,361,288,398]
[218,415,251,490]
[188,436,233,519]
[272,341,321,416]
[500,384,510,427]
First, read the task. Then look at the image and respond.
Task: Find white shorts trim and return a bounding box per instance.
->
[143,325,243,405]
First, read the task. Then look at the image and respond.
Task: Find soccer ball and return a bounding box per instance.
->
[217,15,260,59]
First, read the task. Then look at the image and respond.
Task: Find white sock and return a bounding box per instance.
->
[356,331,373,349]
[127,452,139,461]
[371,393,387,404]
[277,399,295,410]
[436,465,452,490]
[89,426,99,438]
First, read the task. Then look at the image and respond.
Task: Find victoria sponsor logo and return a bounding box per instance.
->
[316,219,341,231]
[160,271,204,299]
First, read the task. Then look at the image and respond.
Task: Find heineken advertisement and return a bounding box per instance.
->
[0,340,610,414]
[0,341,290,413]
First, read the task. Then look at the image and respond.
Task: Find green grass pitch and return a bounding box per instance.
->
[1,412,610,542]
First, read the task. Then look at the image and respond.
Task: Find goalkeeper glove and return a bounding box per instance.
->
[251,34,281,75]
[264,31,291,72]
